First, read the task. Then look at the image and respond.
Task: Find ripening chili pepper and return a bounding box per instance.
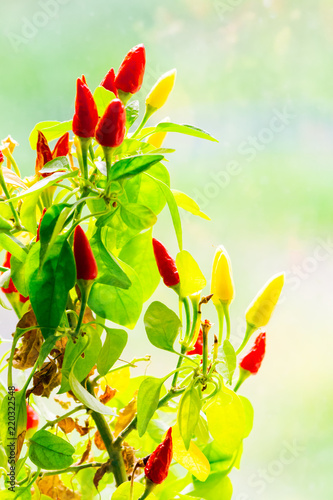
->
[26,404,39,430]
[237,273,284,354]
[35,131,70,177]
[146,69,177,111]
[145,427,173,485]
[187,329,203,356]
[72,77,98,139]
[73,225,98,281]
[246,273,284,330]
[95,98,126,149]
[36,208,47,242]
[100,68,118,97]
[0,150,4,163]
[211,246,234,305]
[152,238,180,288]
[240,332,266,374]
[115,44,146,95]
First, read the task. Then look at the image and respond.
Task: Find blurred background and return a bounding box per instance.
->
[1,0,333,498]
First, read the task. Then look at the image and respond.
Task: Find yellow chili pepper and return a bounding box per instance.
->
[146,69,177,110]
[245,273,284,329]
[147,117,170,148]
[211,246,234,305]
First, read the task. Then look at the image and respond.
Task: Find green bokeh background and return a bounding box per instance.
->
[1,0,332,498]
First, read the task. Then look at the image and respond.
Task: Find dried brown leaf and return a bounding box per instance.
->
[99,385,117,405]
[94,430,106,451]
[114,394,137,437]
[58,417,75,434]
[54,398,71,410]
[12,309,43,370]
[93,461,110,490]
[27,361,61,398]
[122,441,137,476]
[74,418,93,437]
[37,475,81,499]
[76,439,92,465]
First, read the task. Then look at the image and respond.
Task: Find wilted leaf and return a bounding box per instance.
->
[37,474,81,499]
[94,430,106,451]
[114,394,137,437]
[77,438,92,465]
[12,309,43,370]
[93,461,111,490]
[122,441,137,476]
[58,417,75,434]
[27,360,62,398]
[74,418,93,437]
[99,385,117,405]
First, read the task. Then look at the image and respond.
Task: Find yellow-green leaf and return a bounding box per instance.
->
[172,424,210,481]
[172,190,210,220]
[176,250,206,297]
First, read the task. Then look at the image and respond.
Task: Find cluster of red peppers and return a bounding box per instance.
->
[73,44,145,150]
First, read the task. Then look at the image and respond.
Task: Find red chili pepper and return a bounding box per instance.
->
[152,239,180,288]
[72,76,98,139]
[145,427,173,484]
[26,404,39,430]
[100,68,119,97]
[73,225,98,281]
[0,150,4,163]
[35,131,70,177]
[239,332,266,374]
[115,44,146,94]
[36,208,47,243]
[187,329,203,356]
[95,99,126,148]
[1,252,29,302]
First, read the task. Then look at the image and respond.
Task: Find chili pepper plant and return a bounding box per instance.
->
[0,45,284,500]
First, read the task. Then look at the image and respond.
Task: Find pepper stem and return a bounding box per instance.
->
[236,323,257,355]
[0,166,20,227]
[78,137,92,180]
[234,367,251,393]
[132,105,155,139]
[222,302,231,340]
[74,280,93,337]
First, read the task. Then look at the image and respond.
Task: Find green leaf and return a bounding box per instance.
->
[112,482,145,500]
[93,86,116,117]
[0,233,27,262]
[97,327,128,376]
[39,203,72,266]
[20,191,40,235]
[176,250,206,297]
[88,262,143,329]
[239,395,254,438]
[68,370,117,416]
[204,387,246,457]
[59,327,102,393]
[28,430,75,470]
[10,253,28,296]
[8,170,78,203]
[145,122,218,142]
[0,215,12,231]
[110,155,164,181]
[39,156,70,175]
[217,340,237,385]
[119,229,160,302]
[189,473,232,500]
[137,376,166,437]
[89,229,131,289]
[126,100,140,129]
[178,387,202,449]
[120,203,157,231]
[172,190,210,220]
[0,389,27,460]
[144,301,181,352]
[26,237,76,338]
[29,120,72,149]
[145,173,182,250]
